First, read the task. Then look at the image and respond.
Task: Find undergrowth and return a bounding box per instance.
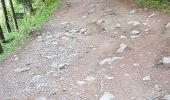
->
[135,0,170,12]
[0,0,61,61]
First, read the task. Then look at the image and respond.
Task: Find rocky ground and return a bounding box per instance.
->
[1,0,170,100]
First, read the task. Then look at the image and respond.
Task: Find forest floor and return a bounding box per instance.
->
[1,0,170,100]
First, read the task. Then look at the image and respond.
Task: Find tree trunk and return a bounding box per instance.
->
[0,25,5,41]
[9,0,19,32]
[0,43,3,54]
[0,0,11,33]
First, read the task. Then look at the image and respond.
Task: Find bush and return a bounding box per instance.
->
[136,0,170,12]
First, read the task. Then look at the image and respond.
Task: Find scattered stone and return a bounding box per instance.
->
[32,75,43,83]
[89,4,96,8]
[37,36,42,39]
[61,22,72,29]
[143,76,151,81]
[105,76,114,80]
[128,21,140,26]
[119,35,127,39]
[145,29,149,32]
[60,36,70,40]
[130,35,140,39]
[35,97,47,100]
[68,29,79,33]
[143,22,149,26]
[13,55,19,61]
[104,9,116,16]
[96,20,104,25]
[63,88,67,91]
[161,57,170,64]
[58,63,69,70]
[166,23,170,28]
[77,81,86,85]
[148,13,156,18]
[82,16,87,19]
[133,63,140,67]
[99,92,115,100]
[88,9,95,14]
[79,28,87,34]
[15,67,30,73]
[154,85,162,91]
[99,57,124,65]
[163,95,170,100]
[116,23,121,28]
[85,76,96,81]
[129,9,136,14]
[116,43,128,53]
[130,97,135,100]
[130,30,140,35]
[51,41,58,45]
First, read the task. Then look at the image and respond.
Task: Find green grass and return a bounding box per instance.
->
[0,0,61,60]
[135,0,170,12]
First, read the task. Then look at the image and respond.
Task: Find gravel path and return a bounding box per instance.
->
[1,0,170,100]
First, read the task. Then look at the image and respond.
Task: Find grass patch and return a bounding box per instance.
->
[135,0,170,12]
[0,0,61,60]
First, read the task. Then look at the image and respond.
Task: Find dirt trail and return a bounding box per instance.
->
[1,0,170,100]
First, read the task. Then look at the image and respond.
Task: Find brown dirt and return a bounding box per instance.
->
[1,0,170,100]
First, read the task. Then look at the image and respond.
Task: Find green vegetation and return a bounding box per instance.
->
[136,0,170,12]
[0,0,60,60]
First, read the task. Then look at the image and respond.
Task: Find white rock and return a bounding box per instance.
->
[58,63,69,70]
[148,13,156,18]
[129,9,136,14]
[96,20,104,25]
[154,85,162,91]
[166,23,170,28]
[15,67,30,73]
[85,76,96,81]
[105,76,114,80]
[116,23,121,28]
[117,43,128,53]
[130,30,140,35]
[143,22,149,26]
[99,92,115,100]
[82,16,87,19]
[163,95,170,100]
[35,97,47,100]
[119,35,127,39]
[128,21,140,26]
[61,22,69,25]
[130,35,140,39]
[133,63,140,67]
[88,10,95,14]
[69,29,79,33]
[99,57,124,65]
[143,76,151,81]
[61,36,70,40]
[80,28,87,34]
[162,57,170,64]
[77,81,86,85]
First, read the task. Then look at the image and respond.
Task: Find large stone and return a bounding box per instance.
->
[161,57,170,64]
[15,67,30,73]
[143,76,151,81]
[163,95,170,100]
[116,43,128,53]
[128,21,140,26]
[99,57,124,65]
[130,30,140,35]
